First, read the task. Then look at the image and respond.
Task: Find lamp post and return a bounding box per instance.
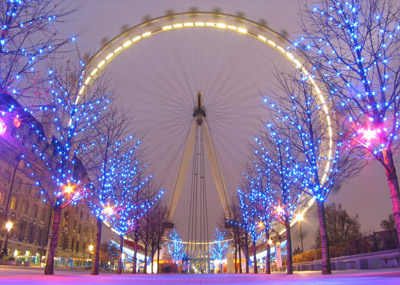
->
[1,221,14,257]
[296,213,304,253]
[1,155,22,257]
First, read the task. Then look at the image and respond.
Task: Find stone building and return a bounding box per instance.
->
[0,93,96,266]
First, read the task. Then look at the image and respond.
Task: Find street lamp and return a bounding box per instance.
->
[88,244,94,260]
[1,221,14,257]
[296,213,304,252]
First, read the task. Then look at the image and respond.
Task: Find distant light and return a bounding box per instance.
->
[0,118,6,135]
[13,117,21,128]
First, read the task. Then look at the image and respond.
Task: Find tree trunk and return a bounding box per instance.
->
[265,229,271,274]
[44,206,61,275]
[253,241,257,274]
[132,231,138,274]
[91,218,102,275]
[234,239,238,273]
[150,247,154,274]
[143,242,148,274]
[382,148,400,243]
[317,201,331,274]
[157,242,161,273]
[285,218,293,274]
[117,235,123,274]
[245,232,249,273]
[238,238,242,273]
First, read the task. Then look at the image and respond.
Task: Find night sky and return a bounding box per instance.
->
[63,0,394,250]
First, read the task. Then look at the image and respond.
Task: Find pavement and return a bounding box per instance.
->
[0,266,400,284]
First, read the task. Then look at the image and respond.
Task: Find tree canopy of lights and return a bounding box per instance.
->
[298,0,400,243]
[96,137,164,238]
[19,61,111,275]
[260,71,361,274]
[209,228,229,264]
[168,229,185,265]
[0,0,74,100]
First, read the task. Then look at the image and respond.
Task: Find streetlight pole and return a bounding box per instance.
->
[296,213,304,253]
[1,155,21,257]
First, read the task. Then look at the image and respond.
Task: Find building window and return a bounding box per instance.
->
[28,225,36,243]
[78,224,81,234]
[71,239,75,252]
[18,220,27,241]
[76,241,79,253]
[80,211,83,219]
[10,196,17,210]
[15,177,22,190]
[73,220,77,230]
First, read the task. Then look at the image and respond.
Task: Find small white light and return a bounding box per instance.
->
[114,46,123,53]
[258,35,267,42]
[267,40,276,47]
[237,27,247,34]
[173,23,183,28]
[227,25,237,30]
[195,22,205,26]
[132,35,141,42]
[162,25,172,30]
[206,22,215,27]
[84,76,91,85]
[184,22,194,27]
[142,31,151,37]
[90,68,98,76]
[105,53,114,61]
[97,60,106,68]
[216,23,227,29]
[123,40,132,48]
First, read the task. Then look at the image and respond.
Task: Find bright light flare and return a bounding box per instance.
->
[0,118,6,135]
[5,221,13,231]
[104,206,114,216]
[296,213,304,222]
[362,128,377,141]
[63,183,76,194]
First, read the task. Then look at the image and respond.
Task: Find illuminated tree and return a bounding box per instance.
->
[237,177,265,274]
[167,229,185,267]
[209,228,229,273]
[261,72,361,274]
[84,104,132,275]
[299,0,400,244]
[245,157,276,274]
[20,61,110,275]
[0,0,74,100]
[101,144,163,274]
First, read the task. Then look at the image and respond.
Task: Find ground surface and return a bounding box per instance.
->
[1,266,400,284]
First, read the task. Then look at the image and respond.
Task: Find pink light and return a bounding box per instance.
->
[0,118,6,135]
[362,129,377,140]
[13,117,21,128]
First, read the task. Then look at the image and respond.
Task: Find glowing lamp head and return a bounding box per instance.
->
[268,239,273,245]
[13,117,21,128]
[5,221,13,232]
[276,205,284,215]
[296,213,304,222]
[0,118,6,135]
[88,245,94,252]
[258,221,264,228]
[104,206,114,216]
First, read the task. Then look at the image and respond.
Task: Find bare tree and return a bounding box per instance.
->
[0,1,74,101]
[300,0,400,242]
[84,103,133,275]
[261,72,362,274]
[19,61,110,275]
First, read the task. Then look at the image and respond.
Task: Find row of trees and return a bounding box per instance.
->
[230,0,400,275]
[0,0,165,275]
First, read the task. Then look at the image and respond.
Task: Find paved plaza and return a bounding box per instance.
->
[1,266,400,285]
